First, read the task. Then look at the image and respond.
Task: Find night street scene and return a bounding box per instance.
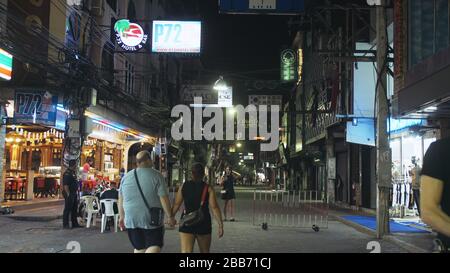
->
[0,0,450,260]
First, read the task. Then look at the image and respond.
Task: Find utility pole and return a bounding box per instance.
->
[0,104,6,203]
[375,0,391,239]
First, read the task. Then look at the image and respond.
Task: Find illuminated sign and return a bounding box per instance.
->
[220,0,305,15]
[152,21,202,53]
[297,48,303,83]
[14,90,58,126]
[114,19,148,51]
[0,48,13,80]
[218,87,233,107]
[280,49,297,83]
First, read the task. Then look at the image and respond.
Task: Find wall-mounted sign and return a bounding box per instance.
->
[181,85,217,105]
[114,19,149,52]
[13,90,58,126]
[152,21,202,53]
[218,87,233,107]
[220,0,305,15]
[0,48,13,80]
[280,49,298,82]
[249,95,282,107]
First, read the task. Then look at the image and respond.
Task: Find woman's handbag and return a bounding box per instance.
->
[134,170,164,227]
[180,184,209,227]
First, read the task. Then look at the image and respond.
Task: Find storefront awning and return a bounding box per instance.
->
[85,105,158,143]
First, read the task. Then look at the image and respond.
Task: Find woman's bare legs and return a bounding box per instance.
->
[180,232,196,253]
[223,200,229,220]
[196,234,212,253]
[229,199,235,220]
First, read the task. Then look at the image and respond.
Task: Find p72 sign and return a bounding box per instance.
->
[15,93,43,116]
[153,23,182,44]
[152,21,202,53]
[13,90,58,126]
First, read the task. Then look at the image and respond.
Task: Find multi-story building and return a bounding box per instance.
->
[0,0,201,202]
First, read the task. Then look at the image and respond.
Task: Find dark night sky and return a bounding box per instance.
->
[198,1,294,79]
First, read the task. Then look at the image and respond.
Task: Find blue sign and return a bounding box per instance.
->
[220,0,305,14]
[389,118,425,134]
[346,118,426,146]
[14,90,58,127]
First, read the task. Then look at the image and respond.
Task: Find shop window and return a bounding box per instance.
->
[21,151,29,171]
[101,43,114,85]
[390,138,402,180]
[125,61,135,94]
[409,0,449,67]
[52,149,62,166]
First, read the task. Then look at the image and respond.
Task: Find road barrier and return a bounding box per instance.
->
[253,190,328,232]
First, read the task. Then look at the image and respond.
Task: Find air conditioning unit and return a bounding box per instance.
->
[90,0,104,17]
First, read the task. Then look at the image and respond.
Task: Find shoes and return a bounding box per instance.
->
[229,218,235,222]
[72,224,83,229]
[63,225,71,229]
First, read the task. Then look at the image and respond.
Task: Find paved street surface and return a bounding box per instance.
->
[0,188,427,253]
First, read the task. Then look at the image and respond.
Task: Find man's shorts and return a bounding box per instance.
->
[127,227,165,250]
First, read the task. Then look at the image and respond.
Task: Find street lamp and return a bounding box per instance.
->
[236,142,242,148]
[213,76,229,91]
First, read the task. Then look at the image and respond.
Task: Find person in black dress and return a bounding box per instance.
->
[171,163,224,253]
[221,166,236,221]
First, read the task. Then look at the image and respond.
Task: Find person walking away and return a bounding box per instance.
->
[118,151,176,253]
[421,137,450,252]
[221,166,236,222]
[63,160,82,229]
[171,163,224,253]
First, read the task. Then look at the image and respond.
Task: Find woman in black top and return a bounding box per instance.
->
[171,163,224,253]
[221,166,236,221]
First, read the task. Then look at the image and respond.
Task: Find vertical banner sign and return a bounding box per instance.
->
[14,90,58,126]
[280,49,298,83]
[218,87,233,107]
[0,48,13,80]
[394,0,405,93]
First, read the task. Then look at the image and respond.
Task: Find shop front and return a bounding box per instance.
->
[3,125,64,201]
[81,110,156,193]
[1,95,66,202]
[389,119,437,218]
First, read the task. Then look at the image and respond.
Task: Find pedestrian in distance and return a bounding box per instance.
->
[62,159,82,229]
[220,166,236,222]
[171,163,224,253]
[118,151,176,253]
[420,137,450,252]
[410,157,422,215]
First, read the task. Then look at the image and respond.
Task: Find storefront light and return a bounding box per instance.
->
[5,138,13,143]
[15,138,22,143]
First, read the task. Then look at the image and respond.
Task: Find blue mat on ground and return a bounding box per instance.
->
[342,216,430,233]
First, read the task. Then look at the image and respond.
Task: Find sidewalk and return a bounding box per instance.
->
[327,206,435,253]
[2,197,64,211]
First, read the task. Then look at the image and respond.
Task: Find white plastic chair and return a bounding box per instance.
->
[81,195,100,228]
[100,199,119,233]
